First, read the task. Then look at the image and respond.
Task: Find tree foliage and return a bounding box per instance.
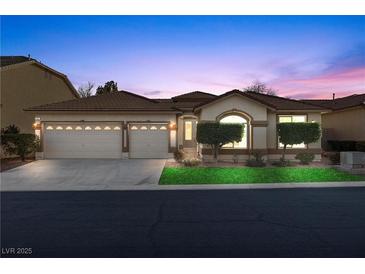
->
[277,122,321,160]
[243,80,277,95]
[196,122,244,159]
[1,124,20,134]
[96,81,118,95]
[1,133,39,161]
[77,82,94,98]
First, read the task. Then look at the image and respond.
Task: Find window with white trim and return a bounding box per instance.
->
[278,115,307,148]
[219,115,248,149]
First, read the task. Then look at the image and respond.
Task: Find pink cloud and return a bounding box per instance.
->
[272,67,365,99]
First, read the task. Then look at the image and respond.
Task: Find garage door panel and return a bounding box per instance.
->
[44,123,122,159]
[129,124,168,159]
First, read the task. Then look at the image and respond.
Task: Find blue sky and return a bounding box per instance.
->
[1,16,364,98]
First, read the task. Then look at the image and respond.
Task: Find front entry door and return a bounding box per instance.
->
[183,119,197,148]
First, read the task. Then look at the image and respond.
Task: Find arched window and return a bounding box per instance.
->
[219,115,248,148]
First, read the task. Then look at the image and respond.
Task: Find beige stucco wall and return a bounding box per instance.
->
[199,94,268,121]
[321,107,365,141]
[1,63,77,133]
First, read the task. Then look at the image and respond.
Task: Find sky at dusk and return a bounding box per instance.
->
[1,15,364,99]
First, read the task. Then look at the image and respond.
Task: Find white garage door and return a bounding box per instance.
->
[129,123,169,159]
[43,123,123,159]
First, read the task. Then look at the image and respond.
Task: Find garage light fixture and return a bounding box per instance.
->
[75,126,82,130]
[56,126,63,130]
[85,126,92,130]
[95,126,102,130]
[140,126,148,130]
[66,126,73,130]
[130,125,138,130]
[114,126,121,130]
[160,126,167,130]
[169,123,177,130]
[150,126,157,130]
[104,126,111,130]
[46,126,53,130]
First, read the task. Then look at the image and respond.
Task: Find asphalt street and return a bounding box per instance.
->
[1,188,365,257]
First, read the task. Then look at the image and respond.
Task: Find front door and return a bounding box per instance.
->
[183,119,197,148]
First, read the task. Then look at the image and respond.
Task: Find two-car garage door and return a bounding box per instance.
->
[43,122,169,159]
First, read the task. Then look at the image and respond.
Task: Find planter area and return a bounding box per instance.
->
[159,166,365,185]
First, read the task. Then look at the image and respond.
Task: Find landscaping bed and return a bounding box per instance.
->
[159,167,365,185]
[0,157,35,172]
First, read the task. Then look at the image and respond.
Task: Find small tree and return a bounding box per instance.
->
[1,134,39,161]
[77,82,94,98]
[196,122,244,160]
[96,81,118,95]
[277,122,321,160]
[243,80,277,95]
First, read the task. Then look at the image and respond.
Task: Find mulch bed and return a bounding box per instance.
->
[0,157,35,172]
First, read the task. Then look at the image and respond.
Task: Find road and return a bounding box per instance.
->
[1,188,365,257]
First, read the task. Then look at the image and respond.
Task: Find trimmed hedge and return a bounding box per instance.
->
[327,140,365,152]
[277,122,321,160]
[197,122,244,159]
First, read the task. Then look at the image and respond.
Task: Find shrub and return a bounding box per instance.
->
[277,122,320,160]
[356,142,365,152]
[174,149,185,162]
[295,152,315,165]
[1,124,20,134]
[271,158,292,167]
[1,133,39,161]
[196,122,244,159]
[327,140,357,151]
[182,158,201,167]
[246,150,266,167]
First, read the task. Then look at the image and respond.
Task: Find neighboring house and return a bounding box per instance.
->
[302,94,365,142]
[25,89,326,161]
[0,56,79,134]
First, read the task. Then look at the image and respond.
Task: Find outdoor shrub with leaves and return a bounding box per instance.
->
[271,159,292,167]
[295,152,315,165]
[329,152,340,165]
[1,124,20,134]
[246,150,266,167]
[174,149,185,162]
[182,158,201,167]
[277,122,320,160]
[196,122,243,159]
[1,133,39,161]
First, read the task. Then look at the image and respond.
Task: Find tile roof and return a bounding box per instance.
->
[194,90,325,111]
[26,89,329,112]
[0,56,34,67]
[301,94,365,111]
[25,90,181,112]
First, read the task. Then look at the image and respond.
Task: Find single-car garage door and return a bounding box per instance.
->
[43,123,123,158]
[129,123,169,159]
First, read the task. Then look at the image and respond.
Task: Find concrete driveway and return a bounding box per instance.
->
[1,159,166,191]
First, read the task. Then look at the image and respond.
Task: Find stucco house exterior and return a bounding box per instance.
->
[26,89,326,161]
[0,56,79,134]
[302,94,365,143]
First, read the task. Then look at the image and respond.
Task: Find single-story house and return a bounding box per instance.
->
[302,93,365,143]
[26,89,327,161]
[1,56,79,134]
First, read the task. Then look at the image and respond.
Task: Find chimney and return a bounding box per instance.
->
[332,93,335,100]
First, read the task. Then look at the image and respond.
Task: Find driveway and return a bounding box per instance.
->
[1,188,365,257]
[0,159,166,191]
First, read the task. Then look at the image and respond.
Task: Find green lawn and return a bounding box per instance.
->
[159,167,365,185]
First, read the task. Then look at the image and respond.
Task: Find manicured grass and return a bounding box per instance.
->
[159,167,365,185]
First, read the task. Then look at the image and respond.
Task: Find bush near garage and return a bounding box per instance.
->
[196,122,244,160]
[1,133,39,161]
[246,150,266,167]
